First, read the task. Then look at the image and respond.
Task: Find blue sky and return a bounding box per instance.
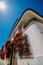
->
[0,0,43,49]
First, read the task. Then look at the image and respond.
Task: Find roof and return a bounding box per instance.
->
[8,8,43,39]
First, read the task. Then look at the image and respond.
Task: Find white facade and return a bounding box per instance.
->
[17,21,43,65]
[8,9,43,65]
[24,21,43,57]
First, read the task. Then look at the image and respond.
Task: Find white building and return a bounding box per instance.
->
[8,9,43,65]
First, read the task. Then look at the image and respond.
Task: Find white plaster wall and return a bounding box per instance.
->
[0,59,7,65]
[17,22,43,65]
[24,22,43,57]
[17,57,43,65]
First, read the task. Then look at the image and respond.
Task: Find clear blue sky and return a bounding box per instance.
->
[0,0,43,49]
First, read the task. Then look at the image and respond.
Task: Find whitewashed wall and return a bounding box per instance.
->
[17,21,43,65]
